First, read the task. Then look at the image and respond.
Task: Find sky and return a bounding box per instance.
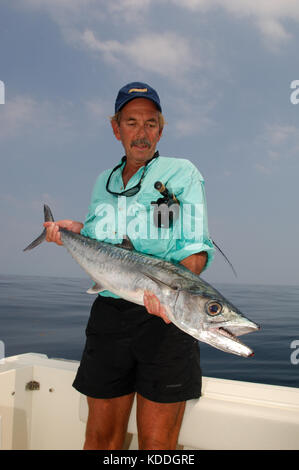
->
[0,0,299,286]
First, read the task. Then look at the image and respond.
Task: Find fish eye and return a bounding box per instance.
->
[206,301,222,316]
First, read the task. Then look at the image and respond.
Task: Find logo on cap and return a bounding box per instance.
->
[115,82,161,113]
[129,88,148,93]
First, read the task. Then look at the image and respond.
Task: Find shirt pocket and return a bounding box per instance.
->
[130,192,174,257]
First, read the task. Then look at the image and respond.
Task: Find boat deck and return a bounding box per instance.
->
[0,353,299,450]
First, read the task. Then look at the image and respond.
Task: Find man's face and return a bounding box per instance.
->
[111,98,163,164]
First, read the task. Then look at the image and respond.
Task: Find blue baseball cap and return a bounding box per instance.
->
[115,82,162,113]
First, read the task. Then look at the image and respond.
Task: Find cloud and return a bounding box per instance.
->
[80,30,195,78]
[0,96,38,138]
[84,97,112,121]
[0,91,116,141]
[265,124,298,148]
[170,97,216,137]
[254,123,299,174]
[0,96,74,140]
[17,0,299,59]
[169,0,299,46]
[106,0,152,22]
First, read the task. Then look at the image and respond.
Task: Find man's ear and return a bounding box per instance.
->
[158,126,163,140]
[111,119,121,141]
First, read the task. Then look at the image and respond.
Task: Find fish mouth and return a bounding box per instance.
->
[215,322,260,338]
[215,327,254,356]
[203,321,260,357]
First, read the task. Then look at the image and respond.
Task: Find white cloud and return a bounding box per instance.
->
[170,0,299,19]
[17,0,299,57]
[80,30,195,78]
[0,96,38,138]
[171,99,216,137]
[169,0,299,45]
[0,96,74,140]
[106,0,152,22]
[255,19,291,50]
[265,124,297,147]
[84,98,111,120]
[0,94,118,141]
[254,163,273,175]
[174,115,213,137]
[254,123,299,174]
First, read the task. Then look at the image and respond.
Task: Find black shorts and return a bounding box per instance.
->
[72,295,202,403]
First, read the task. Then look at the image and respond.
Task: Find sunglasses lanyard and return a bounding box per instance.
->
[106,151,159,197]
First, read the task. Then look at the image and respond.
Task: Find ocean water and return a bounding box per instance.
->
[0,274,298,388]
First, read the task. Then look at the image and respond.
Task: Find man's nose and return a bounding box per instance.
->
[135,124,148,137]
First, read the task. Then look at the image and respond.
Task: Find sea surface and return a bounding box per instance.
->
[0,274,298,388]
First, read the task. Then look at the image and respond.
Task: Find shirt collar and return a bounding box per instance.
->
[118,150,160,172]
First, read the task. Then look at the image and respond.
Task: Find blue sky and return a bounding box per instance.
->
[1,0,299,286]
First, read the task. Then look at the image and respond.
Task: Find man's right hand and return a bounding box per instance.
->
[43,220,83,246]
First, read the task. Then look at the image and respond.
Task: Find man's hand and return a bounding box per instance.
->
[143,252,207,325]
[43,220,83,246]
[143,290,171,324]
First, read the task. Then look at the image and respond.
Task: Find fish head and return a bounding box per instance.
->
[174,289,260,357]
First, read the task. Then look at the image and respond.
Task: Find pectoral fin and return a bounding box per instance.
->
[86,283,105,294]
[143,272,180,292]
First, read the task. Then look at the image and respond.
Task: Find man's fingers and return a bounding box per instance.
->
[143,291,171,324]
[44,222,62,245]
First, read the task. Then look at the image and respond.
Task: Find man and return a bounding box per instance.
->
[44,82,214,450]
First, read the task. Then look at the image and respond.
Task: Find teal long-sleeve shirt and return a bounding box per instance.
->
[81,154,215,298]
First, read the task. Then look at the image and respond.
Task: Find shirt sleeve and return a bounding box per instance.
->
[169,162,215,270]
[80,171,110,239]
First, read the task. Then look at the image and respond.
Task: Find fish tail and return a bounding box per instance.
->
[23,204,54,252]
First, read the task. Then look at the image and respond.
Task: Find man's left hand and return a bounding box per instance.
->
[143,291,171,324]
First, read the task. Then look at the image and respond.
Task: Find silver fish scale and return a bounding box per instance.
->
[60,228,230,303]
[60,229,171,304]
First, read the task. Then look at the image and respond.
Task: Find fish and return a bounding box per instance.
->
[23,204,260,357]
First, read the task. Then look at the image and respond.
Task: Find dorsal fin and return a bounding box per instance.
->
[116,235,134,251]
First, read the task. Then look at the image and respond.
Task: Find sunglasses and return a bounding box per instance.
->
[106,151,159,197]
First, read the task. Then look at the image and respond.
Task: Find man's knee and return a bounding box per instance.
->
[84,427,121,450]
[84,394,135,450]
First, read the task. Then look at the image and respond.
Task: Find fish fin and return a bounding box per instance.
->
[86,283,105,294]
[23,204,55,252]
[23,228,47,252]
[143,272,180,291]
[116,235,134,251]
[44,204,54,222]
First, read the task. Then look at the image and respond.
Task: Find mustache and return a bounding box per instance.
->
[131,138,151,148]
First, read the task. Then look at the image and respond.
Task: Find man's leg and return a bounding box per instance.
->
[84,392,135,450]
[136,394,186,450]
